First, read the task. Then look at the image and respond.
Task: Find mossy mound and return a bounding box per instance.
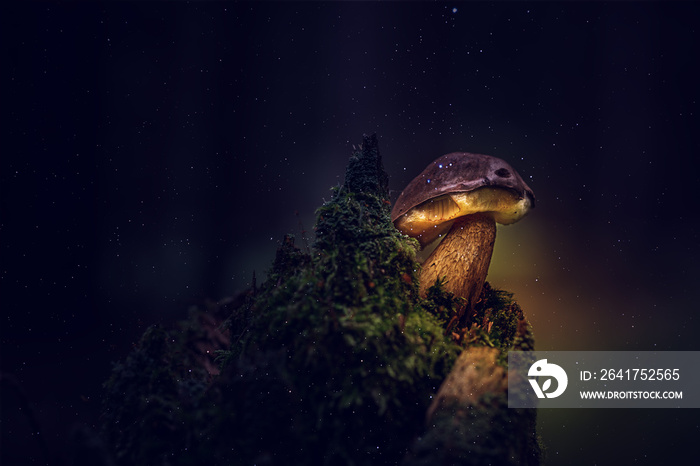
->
[99,134,537,466]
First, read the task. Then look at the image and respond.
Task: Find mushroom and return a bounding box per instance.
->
[391,152,534,310]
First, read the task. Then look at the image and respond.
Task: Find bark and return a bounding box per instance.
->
[404,345,541,466]
[426,346,507,421]
[419,213,496,311]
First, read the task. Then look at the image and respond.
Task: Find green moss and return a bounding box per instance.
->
[101,326,207,466]
[218,135,458,463]
[100,134,540,466]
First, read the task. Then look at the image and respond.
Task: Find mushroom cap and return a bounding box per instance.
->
[391,152,535,247]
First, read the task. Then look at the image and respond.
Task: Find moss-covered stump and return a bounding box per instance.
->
[99,134,541,466]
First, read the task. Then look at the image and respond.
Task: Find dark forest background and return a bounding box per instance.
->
[3,2,699,464]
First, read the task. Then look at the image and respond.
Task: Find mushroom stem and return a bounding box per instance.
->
[419,213,496,311]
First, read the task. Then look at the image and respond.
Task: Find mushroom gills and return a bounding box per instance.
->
[394,187,528,247]
[424,194,462,221]
[450,189,529,224]
[395,194,459,246]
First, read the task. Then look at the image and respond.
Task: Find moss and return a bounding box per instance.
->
[101,326,206,466]
[100,134,540,466]
[221,135,459,464]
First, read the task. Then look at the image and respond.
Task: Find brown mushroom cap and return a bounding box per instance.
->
[391,152,535,247]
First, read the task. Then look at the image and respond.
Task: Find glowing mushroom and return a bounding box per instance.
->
[391,152,534,309]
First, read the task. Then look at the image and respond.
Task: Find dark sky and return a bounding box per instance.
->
[3,1,700,465]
